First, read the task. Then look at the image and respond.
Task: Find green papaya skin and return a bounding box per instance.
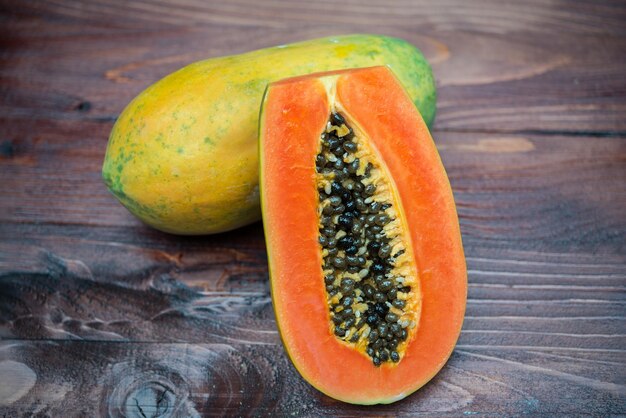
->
[102,34,436,235]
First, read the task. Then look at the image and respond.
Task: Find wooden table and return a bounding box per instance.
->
[1,1,625,416]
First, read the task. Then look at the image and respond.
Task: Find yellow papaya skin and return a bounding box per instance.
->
[102,34,437,235]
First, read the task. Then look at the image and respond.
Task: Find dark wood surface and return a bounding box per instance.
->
[1,0,625,416]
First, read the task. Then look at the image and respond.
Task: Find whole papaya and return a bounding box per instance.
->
[102,34,436,234]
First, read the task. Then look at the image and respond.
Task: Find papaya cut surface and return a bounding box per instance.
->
[260,66,466,404]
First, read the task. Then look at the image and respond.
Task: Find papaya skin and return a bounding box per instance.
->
[102,34,436,235]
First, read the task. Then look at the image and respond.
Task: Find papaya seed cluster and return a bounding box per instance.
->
[316,112,416,367]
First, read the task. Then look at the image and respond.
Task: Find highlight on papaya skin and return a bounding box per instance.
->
[260,66,466,404]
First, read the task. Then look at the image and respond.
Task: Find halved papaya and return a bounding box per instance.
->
[259,66,466,404]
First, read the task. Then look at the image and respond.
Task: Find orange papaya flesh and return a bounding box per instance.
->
[260,66,466,404]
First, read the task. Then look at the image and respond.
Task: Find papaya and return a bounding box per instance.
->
[259,66,465,404]
[102,35,436,235]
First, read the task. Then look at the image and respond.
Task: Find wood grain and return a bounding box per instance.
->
[1,0,625,416]
[1,0,626,133]
[2,340,624,416]
[1,120,624,252]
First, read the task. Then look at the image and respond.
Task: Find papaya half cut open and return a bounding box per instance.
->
[260,66,466,404]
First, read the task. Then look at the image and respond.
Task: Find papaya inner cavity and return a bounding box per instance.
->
[316,111,420,367]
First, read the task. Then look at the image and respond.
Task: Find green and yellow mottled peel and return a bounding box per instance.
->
[102,34,437,235]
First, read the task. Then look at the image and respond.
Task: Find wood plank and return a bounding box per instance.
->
[1,230,624,350]
[1,118,624,252]
[0,340,624,416]
[1,0,625,132]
